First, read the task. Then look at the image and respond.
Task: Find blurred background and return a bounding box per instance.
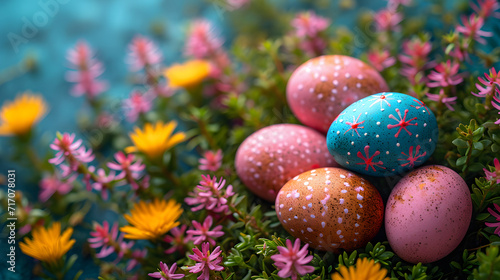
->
[1,0,494,278]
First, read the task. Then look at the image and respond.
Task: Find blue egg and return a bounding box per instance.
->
[326,92,438,177]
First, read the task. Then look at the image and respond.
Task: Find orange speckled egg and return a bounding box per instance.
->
[275,167,384,252]
[235,124,338,202]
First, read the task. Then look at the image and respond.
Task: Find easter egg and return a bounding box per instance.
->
[275,167,384,252]
[385,165,472,263]
[286,55,389,134]
[326,92,438,177]
[235,124,338,202]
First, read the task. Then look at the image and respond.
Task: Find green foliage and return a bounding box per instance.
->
[473,246,500,280]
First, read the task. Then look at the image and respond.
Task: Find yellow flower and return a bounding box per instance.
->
[120,198,183,240]
[164,60,211,88]
[0,92,48,136]
[332,258,390,280]
[19,222,75,264]
[125,121,186,159]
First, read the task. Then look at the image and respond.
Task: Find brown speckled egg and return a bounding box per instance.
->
[275,167,384,252]
[287,55,389,134]
[235,124,338,202]
[385,165,472,264]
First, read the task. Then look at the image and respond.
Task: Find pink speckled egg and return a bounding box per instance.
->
[385,165,472,263]
[275,168,384,252]
[235,124,338,202]
[287,55,389,134]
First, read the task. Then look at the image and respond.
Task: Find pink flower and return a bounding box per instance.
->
[270,238,315,280]
[185,175,235,214]
[127,35,163,72]
[187,242,224,280]
[226,0,250,10]
[486,203,500,236]
[164,225,190,254]
[374,9,403,32]
[472,0,500,18]
[116,238,135,262]
[39,173,74,202]
[126,248,147,271]
[292,11,330,38]
[472,68,500,98]
[493,91,500,125]
[185,20,223,60]
[399,38,433,83]
[456,14,493,44]
[199,150,223,172]
[92,168,116,200]
[187,216,224,246]
[107,151,145,190]
[449,41,471,62]
[426,89,458,111]
[123,90,154,122]
[149,82,174,98]
[65,41,108,98]
[49,133,94,169]
[291,11,330,55]
[427,60,463,88]
[484,158,500,184]
[149,262,184,280]
[88,221,119,258]
[367,50,396,71]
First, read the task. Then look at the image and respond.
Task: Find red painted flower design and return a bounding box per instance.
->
[344,113,365,137]
[398,145,427,167]
[356,145,385,172]
[387,108,418,137]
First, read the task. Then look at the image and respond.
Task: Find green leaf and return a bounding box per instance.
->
[457,156,468,166]
[445,43,455,55]
[474,142,484,151]
[453,138,469,148]
[492,144,500,153]
[476,213,490,221]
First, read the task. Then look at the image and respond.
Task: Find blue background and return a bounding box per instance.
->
[2,0,496,278]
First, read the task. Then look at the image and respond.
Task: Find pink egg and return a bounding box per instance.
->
[235,124,338,202]
[385,165,472,263]
[286,55,389,134]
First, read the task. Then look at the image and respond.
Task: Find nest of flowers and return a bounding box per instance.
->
[2,0,500,279]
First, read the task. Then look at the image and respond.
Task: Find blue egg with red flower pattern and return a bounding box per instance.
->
[326,92,438,177]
